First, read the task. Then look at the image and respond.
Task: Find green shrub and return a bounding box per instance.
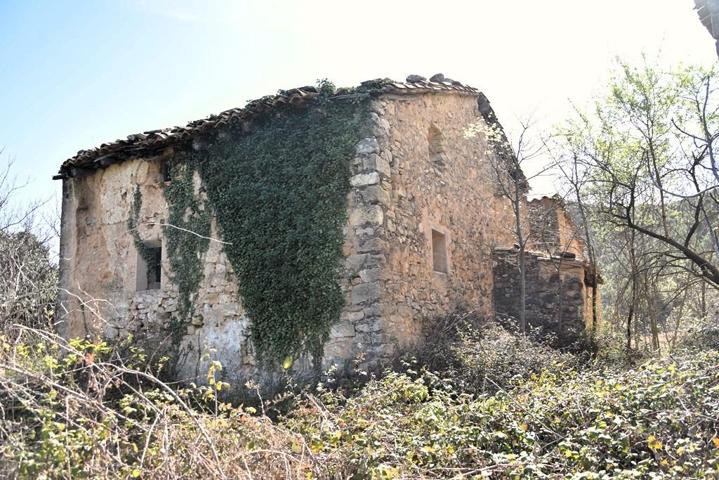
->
[288,348,719,478]
[3,320,719,479]
[677,325,719,351]
[418,314,582,394]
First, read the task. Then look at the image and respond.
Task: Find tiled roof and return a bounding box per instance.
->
[695,0,719,38]
[55,75,480,179]
[695,0,719,57]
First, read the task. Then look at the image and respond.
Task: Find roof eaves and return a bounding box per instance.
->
[56,75,481,179]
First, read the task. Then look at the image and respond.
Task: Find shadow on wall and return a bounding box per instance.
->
[492,248,589,348]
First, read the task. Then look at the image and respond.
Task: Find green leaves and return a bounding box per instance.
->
[190,98,368,365]
[282,346,719,478]
[164,162,211,325]
[4,324,719,478]
[555,58,719,337]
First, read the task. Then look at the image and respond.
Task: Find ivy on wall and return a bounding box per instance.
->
[127,168,211,326]
[184,94,369,365]
[163,163,211,322]
[127,186,156,270]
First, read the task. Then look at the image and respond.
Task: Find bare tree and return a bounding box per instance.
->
[0,154,49,232]
[558,61,719,288]
[556,60,719,352]
[0,153,57,329]
[550,149,601,340]
[466,118,548,334]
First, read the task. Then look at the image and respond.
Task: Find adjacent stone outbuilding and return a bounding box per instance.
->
[55,75,598,390]
[494,196,601,346]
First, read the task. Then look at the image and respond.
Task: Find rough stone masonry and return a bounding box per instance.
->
[55,74,599,391]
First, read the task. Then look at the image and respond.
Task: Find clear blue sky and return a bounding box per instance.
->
[1,0,716,210]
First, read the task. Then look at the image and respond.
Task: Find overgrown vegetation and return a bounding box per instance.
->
[552,60,719,353]
[0,230,56,330]
[2,319,719,479]
[2,55,719,479]
[418,313,582,395]
[289,341,719,478]
[163,162,211,323]
[0,326,311,479]
[189,93,369,364]
[0,157,57,331]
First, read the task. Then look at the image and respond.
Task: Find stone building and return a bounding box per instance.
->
[55,74,597,389]
[494,196,600,346]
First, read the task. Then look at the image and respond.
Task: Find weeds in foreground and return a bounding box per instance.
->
[1,321,718,479]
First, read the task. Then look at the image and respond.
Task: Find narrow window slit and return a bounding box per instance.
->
[428,124,447,167]
[161,161,172,183]
[432,229,448,273]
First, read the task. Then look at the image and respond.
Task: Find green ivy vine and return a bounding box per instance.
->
[127,186,156,270]
[163,162,211,322]
[183,94,369,365]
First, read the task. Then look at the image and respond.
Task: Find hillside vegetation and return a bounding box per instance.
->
[1,321,718,479]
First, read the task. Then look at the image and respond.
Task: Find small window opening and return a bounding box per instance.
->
[428,124,447,167]
[137,243,162,291]
[432,229,448,273]
[161,160,172,182]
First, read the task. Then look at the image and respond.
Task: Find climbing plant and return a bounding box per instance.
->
[186,94,369,365]
[127,186,156,270]
[163,162,211,322]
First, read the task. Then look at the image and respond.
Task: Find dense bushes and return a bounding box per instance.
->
[2,320,718,479]
[418,313,582,394]
[0,326,316,479]
[289,346,719,478]
[0,230,57,330]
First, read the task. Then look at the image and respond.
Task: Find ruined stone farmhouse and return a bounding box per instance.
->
[55,74,598,388]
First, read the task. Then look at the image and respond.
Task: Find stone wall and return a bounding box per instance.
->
[493,248,589,346]
[57,111,392,390]
[56,154,252,383]
[321,113,390,374]
[58,155,170,340]
[57,90,597,391]
[494,197,594,346]
[527,196,586,258]
[527,198,560,253]
[355,93,518,363]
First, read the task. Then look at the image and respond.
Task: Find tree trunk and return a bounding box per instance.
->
[518,249,527,334]
[650,312,661,353]
[591,284,598,341]
[627,304,634,354]
[515,186,527,335]
[627,230,638,356]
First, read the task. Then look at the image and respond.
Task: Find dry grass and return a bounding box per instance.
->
[0,324,319,479]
